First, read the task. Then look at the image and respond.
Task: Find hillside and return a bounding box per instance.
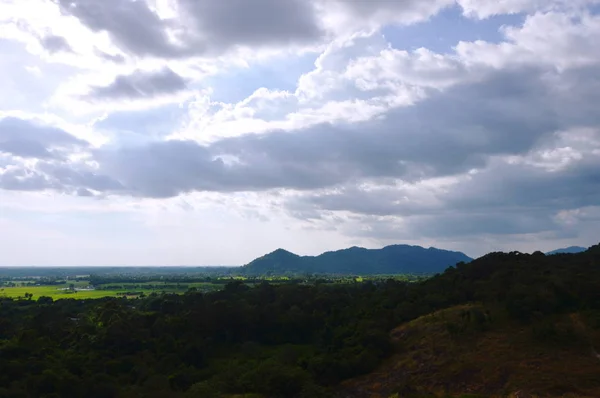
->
[546,246,588,255]
[339,244,600,397]
[242,244,473,275]
[340,305,600,397]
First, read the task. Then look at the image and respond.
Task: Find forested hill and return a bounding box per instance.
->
[242,244,472,275]
[546,245,588,255]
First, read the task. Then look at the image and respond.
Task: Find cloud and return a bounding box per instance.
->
[457,0,600,19]
[0,115,119,195]
[43,0,467,62]
[0,166,56,191]
[0,154,123,195]
[288,127,600,241]
[177,0,324,49]
[94,48,125,63]
[456,10,600,70]
[39,34,72,53]
[0,116,88,159]
[83,67,189,100]
[8,20,600,201]
[37,161,124,192]
[0,139,54,159]
[52,0,324,59]
[52,0,185,58]
[28,62,591,200]
[324,0,455,29]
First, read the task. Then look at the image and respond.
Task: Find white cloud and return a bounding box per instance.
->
[457,0,600,19]
[317,0,455,35]
[456,10,600,69]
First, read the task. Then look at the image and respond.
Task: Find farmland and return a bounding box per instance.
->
[0,280,223,300]
[0,285,122,299]
[0,269,428,301]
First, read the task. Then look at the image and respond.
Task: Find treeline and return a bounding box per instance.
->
[97,284,190,291]
[90,275,219,286]
[0,266,239,279]
[1,278,74,286]
[0,245,598,397]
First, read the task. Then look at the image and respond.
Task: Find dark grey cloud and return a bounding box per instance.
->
[347,212,563,241]
[40,34,72,53]
[54,0,323,59]
[444,156,600,213]
[84,68,188,100]
[330,0,452,18]
[0,167,54,191]
[93,140,288,198]
[0,158,123,195]
[37,162,124,192]
[0,117,88,159]
[290,143,600,239]
[76,188,94,197]
[178,0,323,48]
[54,0,183,58]
[94,48,126,63]
[0,117,110,194]
[0,140,53,159]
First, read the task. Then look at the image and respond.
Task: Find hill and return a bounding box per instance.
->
[242,244,473,275]
[546,246,588,255]
[340,305,600,397]
[338,244,600,397]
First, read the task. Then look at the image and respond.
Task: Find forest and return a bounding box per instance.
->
[0,244,599,397]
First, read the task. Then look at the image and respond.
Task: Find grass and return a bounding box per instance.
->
[0,279,228,300]
[0,278,233,300]
[0,286,124,299]
[340,305,600,398]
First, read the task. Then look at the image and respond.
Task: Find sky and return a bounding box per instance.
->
[1,0,600,266]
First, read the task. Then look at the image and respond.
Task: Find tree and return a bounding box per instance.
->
[37,296,53,304]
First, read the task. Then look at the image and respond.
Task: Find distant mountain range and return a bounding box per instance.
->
[242,244,473,275]
[545,246,588,255]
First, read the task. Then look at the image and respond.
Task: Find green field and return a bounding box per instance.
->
[0,286,125,299]
[0,280,223,300]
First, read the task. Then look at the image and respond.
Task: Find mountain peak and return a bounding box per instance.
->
[267,248,298,257]
[545,246,588,255]
[243,244,473,275]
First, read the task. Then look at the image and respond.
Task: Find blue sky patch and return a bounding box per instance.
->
[383,5,525,53]
[202,52,318,103]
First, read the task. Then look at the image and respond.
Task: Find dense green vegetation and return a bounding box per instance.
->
[0,244,598,397]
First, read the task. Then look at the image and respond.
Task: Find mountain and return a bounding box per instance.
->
[546,246,588,255]
[242,244,472,275]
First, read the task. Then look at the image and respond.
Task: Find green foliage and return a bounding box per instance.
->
[0,243,598,397]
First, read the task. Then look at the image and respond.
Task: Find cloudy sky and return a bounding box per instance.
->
[1,0,599,266]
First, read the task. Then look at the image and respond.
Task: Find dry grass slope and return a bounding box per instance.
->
[339,305,600,398]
